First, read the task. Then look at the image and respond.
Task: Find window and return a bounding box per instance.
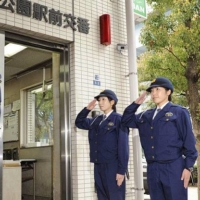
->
[21,82,53,147]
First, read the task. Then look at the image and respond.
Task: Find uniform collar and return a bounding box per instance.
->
[144,102,172,122]
[104,110,113,119]
[156,101,169,110]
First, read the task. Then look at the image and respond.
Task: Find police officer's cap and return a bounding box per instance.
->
[146,77,174,93]
[94,89,118,104]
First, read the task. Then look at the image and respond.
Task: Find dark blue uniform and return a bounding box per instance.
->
[75,108,129,200]
[121,102,198,200]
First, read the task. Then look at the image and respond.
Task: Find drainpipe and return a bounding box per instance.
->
[125,1,144,200]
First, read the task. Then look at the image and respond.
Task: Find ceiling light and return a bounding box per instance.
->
[4,43,27,57]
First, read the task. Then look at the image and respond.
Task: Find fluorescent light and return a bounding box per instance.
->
[4,43,27,57]
[31,84,52,94]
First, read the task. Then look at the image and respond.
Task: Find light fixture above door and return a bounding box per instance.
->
[4,43,27,57]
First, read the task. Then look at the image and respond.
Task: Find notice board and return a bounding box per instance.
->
[4,111,19,142]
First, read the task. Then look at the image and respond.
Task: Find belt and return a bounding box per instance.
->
[147,159,176,164]
[147,155,182,164]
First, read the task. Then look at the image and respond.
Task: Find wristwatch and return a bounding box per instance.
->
[186,167,193,172]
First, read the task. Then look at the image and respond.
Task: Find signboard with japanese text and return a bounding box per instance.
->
[0,0,90,34]
[93,75,101,86]
[4,111,19,142]
[133,0,147,18]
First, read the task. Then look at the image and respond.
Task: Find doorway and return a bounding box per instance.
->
[0,31,71,200]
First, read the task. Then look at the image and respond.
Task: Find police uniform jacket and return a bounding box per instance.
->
[121,102,198,168]
[75,107,129,175]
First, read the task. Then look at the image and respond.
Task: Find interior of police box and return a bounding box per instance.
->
[4,41,52,82]
[3,40,53,199]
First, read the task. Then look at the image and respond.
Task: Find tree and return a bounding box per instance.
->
[138,0,200,197]
[35,86,53,143]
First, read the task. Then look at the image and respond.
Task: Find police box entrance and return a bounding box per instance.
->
[0,31,71,200]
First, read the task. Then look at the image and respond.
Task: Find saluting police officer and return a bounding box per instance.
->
[75,89,129,200]
[121,77,198,200]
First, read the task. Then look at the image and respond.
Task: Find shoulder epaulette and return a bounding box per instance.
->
[171,103,189,110]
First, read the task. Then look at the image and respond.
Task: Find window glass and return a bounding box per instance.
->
[24,82,53,147]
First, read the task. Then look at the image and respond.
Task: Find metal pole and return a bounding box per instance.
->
[125,1,144,200]
[0,31,5,200]
[60,48,71,200]
[33,162,36,200]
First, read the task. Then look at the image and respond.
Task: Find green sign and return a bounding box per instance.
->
[133,0,146,18]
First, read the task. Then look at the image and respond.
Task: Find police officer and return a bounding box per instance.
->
[75,89,129,200]
[121,77,198,200]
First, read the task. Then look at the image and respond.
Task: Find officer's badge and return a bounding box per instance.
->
[165,112,173,117]
[108,122,114,126]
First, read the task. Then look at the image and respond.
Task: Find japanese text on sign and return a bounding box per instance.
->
[0,0,90,34]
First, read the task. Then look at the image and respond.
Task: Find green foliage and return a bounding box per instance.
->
[138,0,200,109]
[141,0,200,59]
[146,0,174,5]
[196,103,200,121]
[35,87,53,142]
[138,50,187,92]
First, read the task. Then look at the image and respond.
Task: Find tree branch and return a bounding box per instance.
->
[197,69,200,78]
[156,66,181,74]
[164,47,186,68]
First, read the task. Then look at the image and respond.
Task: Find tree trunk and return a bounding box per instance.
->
[185,57,200,199]
[196,144,200,199]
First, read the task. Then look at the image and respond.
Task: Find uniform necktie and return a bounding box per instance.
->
[156,108,161,113]
[99,115,106,125]
[153,108,161,119]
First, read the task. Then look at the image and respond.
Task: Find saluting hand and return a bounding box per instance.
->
[116,174,125,186]
[87,99,97,110]
[181,169,191,188]
[135,91,147,104]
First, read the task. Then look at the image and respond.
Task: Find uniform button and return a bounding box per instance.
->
[95,159,97,162]
[96,134,98,136]
[95,142,97,144]
[151,136,153,139]
[152,156,154,159]
[95,151,97,153]
[151,127,153,129]
[166,119,169,121]
[152,146,154,149]
[107,128,110,130]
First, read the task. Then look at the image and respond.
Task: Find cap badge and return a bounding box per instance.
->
[165,112,173,117]
[151,79,156,83]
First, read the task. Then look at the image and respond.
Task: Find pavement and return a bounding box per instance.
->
[144,186,197,200]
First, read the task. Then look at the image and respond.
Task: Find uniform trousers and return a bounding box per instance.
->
[94,160,125,200]
[147,156,187,200]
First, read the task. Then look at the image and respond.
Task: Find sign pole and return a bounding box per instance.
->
[125,1,144,200]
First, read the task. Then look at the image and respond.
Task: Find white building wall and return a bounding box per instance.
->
[0,0,140,199]
[70,0,136,199]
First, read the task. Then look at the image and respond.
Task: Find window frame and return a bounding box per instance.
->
[20,81,53,148]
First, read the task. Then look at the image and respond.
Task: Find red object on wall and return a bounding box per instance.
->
[100,14,111,46]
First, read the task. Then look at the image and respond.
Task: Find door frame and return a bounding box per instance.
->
[0,31,5,200]
[3,32,71,200]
